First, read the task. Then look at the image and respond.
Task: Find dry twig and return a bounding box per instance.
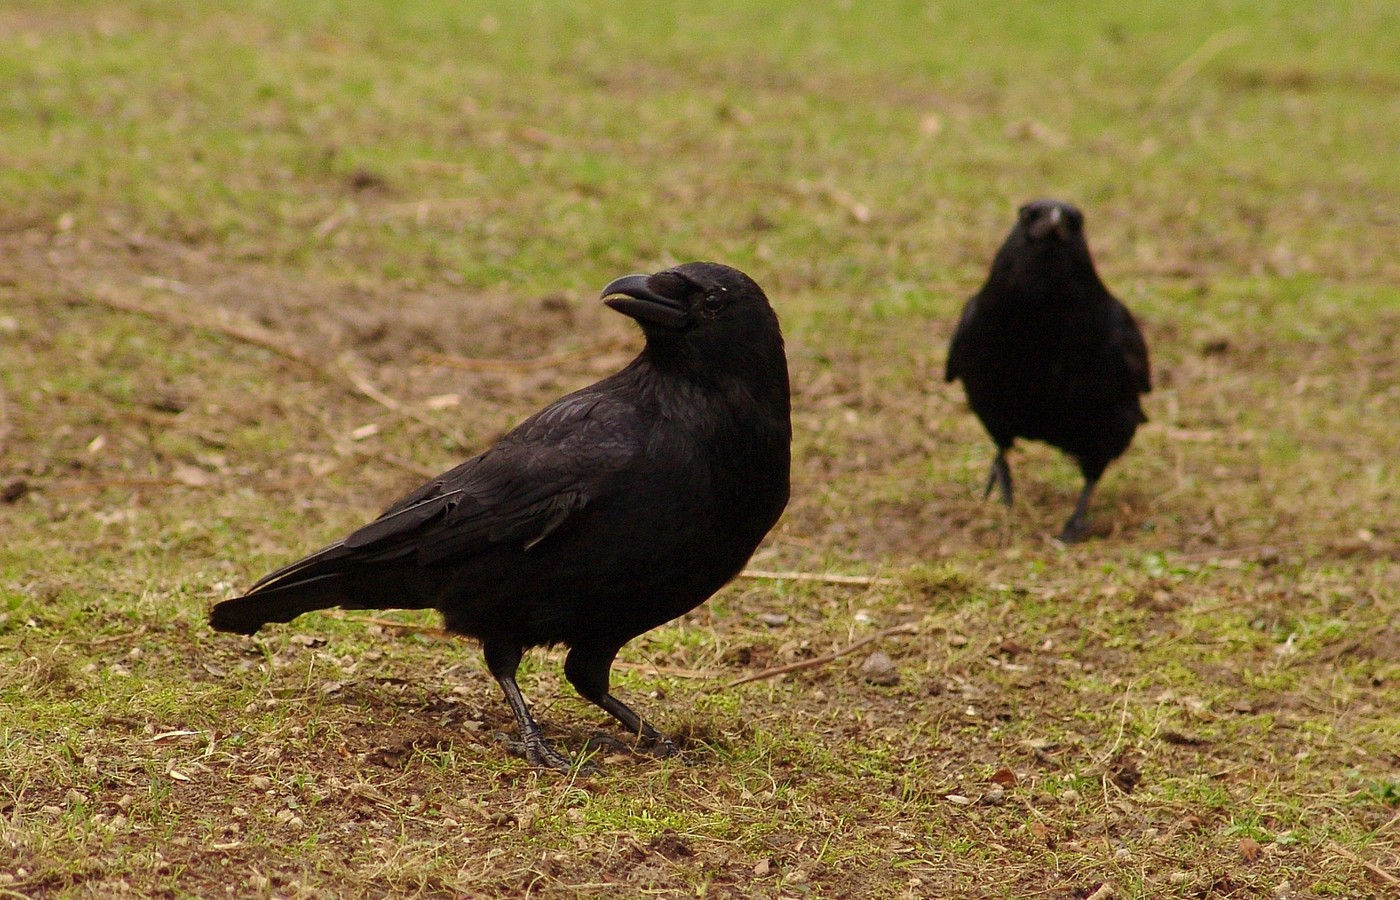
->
[1327,843,1399,888]
[739,569,898,587]
[81,280,469,450]
[610,660,721,680]
[88,625,149,646]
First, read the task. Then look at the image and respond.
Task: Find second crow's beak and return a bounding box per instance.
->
[1029,205,1067,241]
[601,274,690,330]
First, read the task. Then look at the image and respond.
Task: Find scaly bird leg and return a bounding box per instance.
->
[565,647,678,758]
[483,642,580,771]
[983,448,1013,507]
[1058,476,1099,544]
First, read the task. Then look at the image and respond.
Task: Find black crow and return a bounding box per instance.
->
[945,200,1150,542]
[211,262,791,770]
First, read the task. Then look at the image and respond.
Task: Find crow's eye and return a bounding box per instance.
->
[701,293,725,315]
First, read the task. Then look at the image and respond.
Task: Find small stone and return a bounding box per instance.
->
[757,612,789,627]
[860,651,900,686]
[753,858,772,876]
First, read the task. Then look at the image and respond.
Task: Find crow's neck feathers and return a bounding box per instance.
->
[986,235,1109,312]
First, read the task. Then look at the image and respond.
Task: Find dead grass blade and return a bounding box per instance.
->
[1156,26,1251,102]
[325,612,446,635]
[335,357,470,449]
[0,384,10,457]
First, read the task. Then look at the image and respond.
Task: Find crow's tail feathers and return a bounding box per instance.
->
[209,573,350,635]
[209,541,430,636]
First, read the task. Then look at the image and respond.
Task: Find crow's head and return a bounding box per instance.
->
[1017,199,1084,244]
[987,198,1102,292]
[601,262,785,376]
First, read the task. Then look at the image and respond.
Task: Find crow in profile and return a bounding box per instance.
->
[211,262,791,770]
[945,200,1150,542]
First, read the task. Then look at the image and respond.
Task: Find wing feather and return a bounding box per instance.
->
[340,390,640,566]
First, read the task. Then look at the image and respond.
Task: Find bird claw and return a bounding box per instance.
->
[499,732,596,773]
[583,732,680,761]
[1056,518,1090,544]
[526,739,583,772]
[583,733,632,755]
[647,735,680,759]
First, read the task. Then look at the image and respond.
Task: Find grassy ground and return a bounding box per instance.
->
[2,1,1397,897]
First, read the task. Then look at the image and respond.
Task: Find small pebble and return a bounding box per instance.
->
[860,651,900,686]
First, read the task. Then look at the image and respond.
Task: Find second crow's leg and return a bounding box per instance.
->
[483,642,577,771]
[983,447,1013,507]
[565,646,678,758]
[1058,475,1100,544]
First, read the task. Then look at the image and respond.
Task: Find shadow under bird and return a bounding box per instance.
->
[945,200,1151,542]
[210,262,792,770]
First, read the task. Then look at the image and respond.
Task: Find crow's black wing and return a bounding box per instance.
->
[350,391,641,563]
[945,293,981,383]
[1111,300,1151,395]
[246,390,642,592]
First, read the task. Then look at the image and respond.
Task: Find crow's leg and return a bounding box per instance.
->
[983,447,1013,507]
[1058,475,1100,544]
[482,642,577,771]
[565,646,678,758]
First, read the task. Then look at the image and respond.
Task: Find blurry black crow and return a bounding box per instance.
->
[946,200,1150,541]
[212,262,791,769]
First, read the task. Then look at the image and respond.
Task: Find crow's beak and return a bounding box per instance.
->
[601,274,690,329]
[1029,205,1067,241]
